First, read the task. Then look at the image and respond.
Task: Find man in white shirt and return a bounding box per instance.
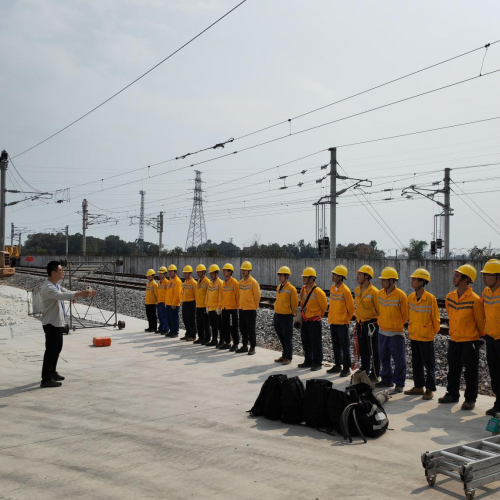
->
[40,261,96,388]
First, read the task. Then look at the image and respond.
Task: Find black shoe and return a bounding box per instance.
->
[298,362,312,368]
[229,344,238,352]
[248,347,256,355]
[193,339,202,344]
[461,401,475,411]
[327,365,342,374]
[155,331,163,334]
[206,340,217,346]
[339,369,350,378]
[236,346,248,353]
[310,364,322,371]
[180,336,187,340]
[486,407,500,416]
[40,380,62,388]
[438,393,459,404]
[167,333,178,338]
[145,328,155,332]
[53,373,65,381]
[375,381,394,388]
[394,385,404,394]
[218,343,231,350]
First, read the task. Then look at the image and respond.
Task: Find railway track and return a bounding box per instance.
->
[15,266,449,333]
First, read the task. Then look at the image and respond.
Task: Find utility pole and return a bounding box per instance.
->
[444,168,451,259]
[11,222,14,246]
[0,151,7,251]
[82,199,88,256]
[329,147,337,258]
[158,211,163,257]
[65,225,69,256]
[18,232,21,248]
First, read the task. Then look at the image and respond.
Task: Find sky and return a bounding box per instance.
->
[1,0,500,255]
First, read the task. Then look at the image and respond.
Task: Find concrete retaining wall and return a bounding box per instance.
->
[21,255,491,298]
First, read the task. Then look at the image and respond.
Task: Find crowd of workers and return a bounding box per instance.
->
[144,259,500,416]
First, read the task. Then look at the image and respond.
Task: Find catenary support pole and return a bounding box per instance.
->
[65,225,69,256]
[0,151,8,251]
[329,147,337,258]
[11,222,14,246]
[158,211,163,257]
[82,199,88,257]
[444,168,451,259]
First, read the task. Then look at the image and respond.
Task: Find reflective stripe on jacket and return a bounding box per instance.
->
[221,276,239,310]
[377,287,408,332]
[300,285,327,320]
[482,286,500,340]
[206,278,223,311]
[446,287,485,342]
[196,276,210,308]
[354,284,380,322]
[166,275,182,307]
[407,290,440,341]
[145,280,159,305]
[328,283,355,325]
[238,275,261,310]
[274,282,298,315]
[183,277,197,302]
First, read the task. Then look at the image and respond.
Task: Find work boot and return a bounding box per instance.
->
[236,346,248,353]
[438,393,459,404]
[180,336,187,340]
[199,340,208,346]
[394,385,404,394]
[404,387,424,395]
[461,401,475,411]
[486,407,500,416]
[282,359,291,366]
[167,333,178,338]
[207,340,218,347]
[274,356,284,363]
[193,339,202,344]
[375,381,394,389]
[310,364,322,371]
[326,365,342,374]
[218,343,231,350]
[339,369,350,378]
[40,380,62,388]
[229,344,238,352]
[216,342,225,348]
[248,347,256,355]
[422,390,434,401]
[185,337,196,341]
[52,373,65,381]
[297,362,312,368]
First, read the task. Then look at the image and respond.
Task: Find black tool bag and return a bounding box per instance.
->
[264,374,288,420]
[354,391,389,438]
[280,376,305,425]
[326,387,357,433]
[249,374,287,417]
[304,378,333,428]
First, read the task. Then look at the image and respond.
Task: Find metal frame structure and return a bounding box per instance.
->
[422,435,500,499]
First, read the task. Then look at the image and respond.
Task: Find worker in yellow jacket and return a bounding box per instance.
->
[354,265,380,382]
[220,263,240,350]
[237,261,261,355]
[327,265,355,377]
[181,265,197,341]
[206,264,223,347]
[165,264,183,338]
[194,264,211,345]
[481,259,500,416]
[157,266,169,334]
[273,266,298,365]
[404,268,440,400]
[145,269,159,333]
[298,267,328,371]
[439,264,485,411]
[376,267,408,393]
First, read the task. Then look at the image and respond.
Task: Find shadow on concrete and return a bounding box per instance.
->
[411,478,500,499]
[0,382,40,398]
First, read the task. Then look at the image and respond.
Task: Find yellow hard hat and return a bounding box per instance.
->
[379,267,399,280]
[183,265,193,273]
[481,259,500,275]
[209,264,220,273]
[410,268,431,283]
[196,264,207,272]
[301,267,317,278]
[168,264,177,271]
[146,269,156,276]
[356,265,374,278]
[332,265,348,278]
[158,266,168,274]
[222,263,234,271]
[240,261,252,271]
[455,264,477,283]
[277,266,291,275]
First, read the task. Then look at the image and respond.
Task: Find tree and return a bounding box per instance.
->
[403,239,428,260]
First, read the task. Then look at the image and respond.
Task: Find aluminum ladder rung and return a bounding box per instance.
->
[461,445,498,458]
[482,441,500,452]
[441,450,475,463]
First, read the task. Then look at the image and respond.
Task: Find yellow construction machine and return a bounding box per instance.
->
[0,250,15,278]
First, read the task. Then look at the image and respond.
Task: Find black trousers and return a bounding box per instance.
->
[145,304,157,331]
[486,335,500,409]
[182,301,197,338]
[208,310,222,343]
[196,307,210,342]
[446,340,480,402]
[41,324,64,382]
[300,320,323,366]
[356,320,380,377]
[410,339,437,391]
[222,309,239,344]
[274,313,294,360]
[330,324,351,369]
[239,309,257,348]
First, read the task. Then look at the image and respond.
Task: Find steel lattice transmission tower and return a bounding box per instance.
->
[185,170,207,250]
[138,190,146,243]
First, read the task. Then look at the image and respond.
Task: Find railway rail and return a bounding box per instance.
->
[16,266,450,334]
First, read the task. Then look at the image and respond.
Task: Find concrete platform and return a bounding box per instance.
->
[1,284,499,500]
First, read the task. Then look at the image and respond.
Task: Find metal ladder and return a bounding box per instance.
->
[421,435,500,499]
